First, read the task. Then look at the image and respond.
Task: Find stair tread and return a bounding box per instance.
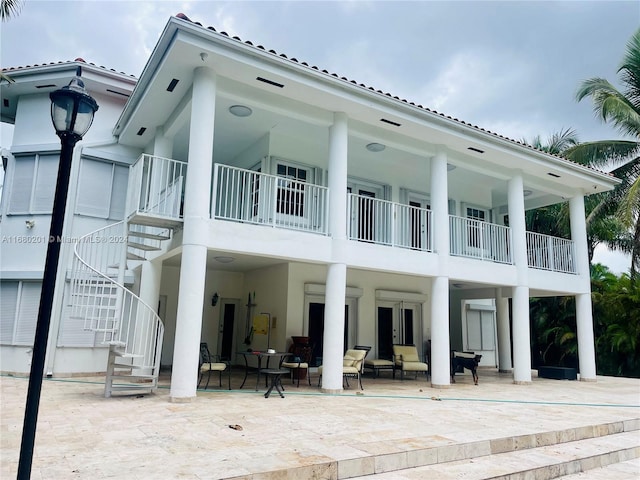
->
[128,230,170,241]
[353,430,640,479]
[128,241,162,251]
[127,251,146,261]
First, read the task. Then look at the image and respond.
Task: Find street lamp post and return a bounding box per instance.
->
[17,66,98,479]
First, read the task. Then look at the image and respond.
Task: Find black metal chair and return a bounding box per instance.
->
[198,342,231,390]
[280,343,314,386]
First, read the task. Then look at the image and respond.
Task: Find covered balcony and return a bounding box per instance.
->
[127,156,577,274]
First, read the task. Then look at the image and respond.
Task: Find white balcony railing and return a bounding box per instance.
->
[127,154,186,220]
[212,164,329,234]
[449,215,512,264]
[526,231,576,274]
[347,194,433,251]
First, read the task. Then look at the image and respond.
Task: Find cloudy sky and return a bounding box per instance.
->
[1,0,637,272]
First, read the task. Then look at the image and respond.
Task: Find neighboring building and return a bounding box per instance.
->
[0,14,618,400]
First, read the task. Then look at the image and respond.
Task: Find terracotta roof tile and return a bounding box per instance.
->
[2,58,137,79]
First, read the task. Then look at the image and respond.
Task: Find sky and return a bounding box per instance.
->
[0,0,637,273]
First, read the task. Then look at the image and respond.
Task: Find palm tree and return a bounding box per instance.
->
[523,129,633,263]
[565,29,640,279]
[0,0,23,21]
[0,0,23,84]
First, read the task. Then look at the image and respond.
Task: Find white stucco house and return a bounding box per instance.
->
[0,14,618,400]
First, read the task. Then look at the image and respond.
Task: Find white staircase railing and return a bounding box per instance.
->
[70,221,164,394]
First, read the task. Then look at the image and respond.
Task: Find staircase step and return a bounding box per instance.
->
[128,241,162,252]
[345,429,640,480]
[127,251,146,261]
[128,230,170,241]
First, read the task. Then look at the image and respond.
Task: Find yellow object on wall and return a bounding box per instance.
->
[253,314,269,335]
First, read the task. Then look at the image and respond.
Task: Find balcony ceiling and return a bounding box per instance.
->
[115,17,617,212]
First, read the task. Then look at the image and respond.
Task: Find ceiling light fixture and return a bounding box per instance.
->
[447,163,456,171]
[229,105,252,117]
[366,142,385,152]
[214,256,235,264]
[523,189,532,197]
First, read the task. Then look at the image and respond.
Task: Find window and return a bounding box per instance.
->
[466,206,488,249]
[8,154,59,214]
[276,163,307,217]
[0,281,41,345]
[76,158,129,219]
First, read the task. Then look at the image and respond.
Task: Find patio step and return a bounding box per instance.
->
[222,419,640,480]
[347,430,639,479]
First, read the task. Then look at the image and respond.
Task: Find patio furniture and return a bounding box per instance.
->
[280,342,314,387]
[364,358,395,377]
[198,342,231,389]
[317,348,368,390]
[392,344,428,380]
[261,368,289,398]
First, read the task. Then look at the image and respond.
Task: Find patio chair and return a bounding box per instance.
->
[198,342,231,390]
[392,344,428,380]
[280,343,314,387]
[317,347,368,390]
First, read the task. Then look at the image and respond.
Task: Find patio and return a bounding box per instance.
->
[1,368,638,479]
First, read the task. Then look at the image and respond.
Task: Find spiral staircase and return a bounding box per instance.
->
[69,154,186,397]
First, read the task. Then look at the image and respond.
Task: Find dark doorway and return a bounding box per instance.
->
[219,302,235,361]
[378,307,393,359]
[308,302,349,366]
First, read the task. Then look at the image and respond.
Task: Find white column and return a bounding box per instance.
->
[328,112,348,240]
[321,263,347,393]
[570,194,597,381]
[138,259,162,314]
[430,276,450,387]
[431,149,449,261]
[429,149,450,387]
[495,289,512,372]
[321,112,349,393]
[170,67,216,401]
[508,174,531,383]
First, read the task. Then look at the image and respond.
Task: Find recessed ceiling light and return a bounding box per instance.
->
[366,142,385,152]
[214,256,235,264]
[229,105,252,117]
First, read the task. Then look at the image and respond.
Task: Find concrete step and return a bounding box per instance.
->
[556,457,640,479]
[342,429,640,480]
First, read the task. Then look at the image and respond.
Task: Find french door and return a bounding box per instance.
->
[377,301,421,360]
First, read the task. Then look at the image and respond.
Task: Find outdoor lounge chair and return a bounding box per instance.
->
[198,342,231,389]
[392,344,428,380]
[317,348,368,390]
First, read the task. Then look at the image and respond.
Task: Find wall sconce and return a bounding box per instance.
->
[211,292,219,307]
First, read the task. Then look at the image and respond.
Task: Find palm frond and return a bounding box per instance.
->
[564,140,639,169]
[0,0,23,21]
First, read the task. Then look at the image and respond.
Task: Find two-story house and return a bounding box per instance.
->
[0,14,618,401]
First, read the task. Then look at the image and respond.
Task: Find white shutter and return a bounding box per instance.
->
[32,155,59,213]
[14,282,41,345]
[0,282,19,344]
[109,164,128,219]
[76,159,112,217]
[8,157,35,213]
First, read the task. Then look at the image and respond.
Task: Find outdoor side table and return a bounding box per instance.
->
[261,368,289,398]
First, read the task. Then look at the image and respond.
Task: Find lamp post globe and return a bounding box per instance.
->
[18,65,98,480]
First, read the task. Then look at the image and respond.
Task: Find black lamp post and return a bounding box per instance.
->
[17,66,98,479]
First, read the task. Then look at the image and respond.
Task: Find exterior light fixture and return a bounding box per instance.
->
[18,66,98,479]
[229,105,252,117]
[366,142,385,152]
[212,292,219,307]
[523,189,533,197]
[214,256,235,264]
